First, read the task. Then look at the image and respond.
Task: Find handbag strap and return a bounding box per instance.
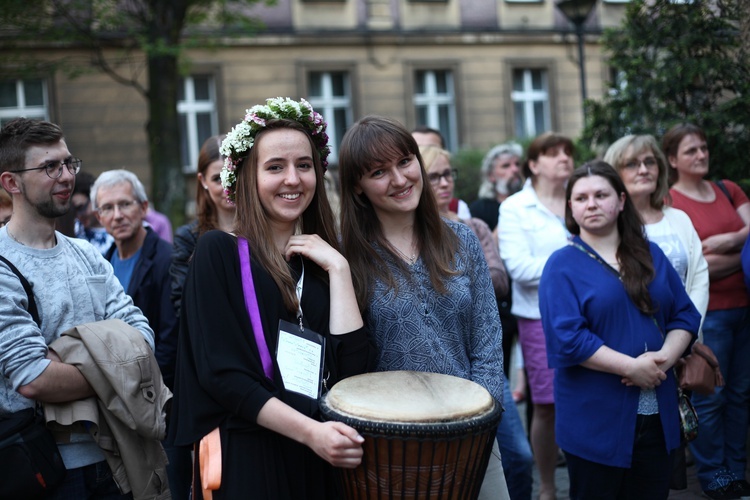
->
[715,180,734,207]
[570,240,686,392]
[237,237,273,379]
[0,255,40,327]
[570,240,621,279]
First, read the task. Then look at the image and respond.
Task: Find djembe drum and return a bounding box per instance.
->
[320,371,501,500]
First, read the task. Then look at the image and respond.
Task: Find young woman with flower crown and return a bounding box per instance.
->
[337,115,510,500]
[170,98,376,500]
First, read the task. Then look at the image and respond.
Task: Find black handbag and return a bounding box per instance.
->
[0,408,66,499]
[0,255,66,498]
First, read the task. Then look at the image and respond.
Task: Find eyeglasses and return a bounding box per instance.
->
[623,157,658,170]
[9,158,82,179]
[428,169,458,185]
[96,200,139,217]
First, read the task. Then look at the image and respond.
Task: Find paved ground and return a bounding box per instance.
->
[509,358,712,500]
[519,407,708,499]
[527,456,707,499]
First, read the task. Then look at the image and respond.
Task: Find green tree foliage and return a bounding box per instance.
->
[0,0,265,224]
[452,148,485,204]
[581,0,749,187]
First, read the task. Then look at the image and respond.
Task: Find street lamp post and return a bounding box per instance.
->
[556,0,597,116]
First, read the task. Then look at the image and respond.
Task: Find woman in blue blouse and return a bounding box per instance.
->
[539,161,701,499]
[337,115,509,500]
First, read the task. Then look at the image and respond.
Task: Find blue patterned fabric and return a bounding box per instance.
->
[75,221,115,256]
[365,220,505,404]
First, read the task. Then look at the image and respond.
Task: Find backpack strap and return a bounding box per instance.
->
[0,255,41,327]
[715,180,734,207]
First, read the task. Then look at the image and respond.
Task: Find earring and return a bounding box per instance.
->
[202,185,208,190]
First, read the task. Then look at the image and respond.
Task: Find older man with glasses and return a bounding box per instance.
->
[0,118,156,498]
[91,169,187,498]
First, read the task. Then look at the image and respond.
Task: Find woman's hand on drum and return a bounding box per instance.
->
[257,398,364,468]
[620,353,667,389]
[307,421,365,468]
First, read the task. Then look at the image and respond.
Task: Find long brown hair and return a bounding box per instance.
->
[565,161,656,315]
[338,115,459,309]
[196,134,227,235]
[234,119,338,314]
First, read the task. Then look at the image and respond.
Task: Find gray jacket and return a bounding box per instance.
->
[45,320,172,500]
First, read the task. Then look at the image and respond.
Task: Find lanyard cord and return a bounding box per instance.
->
[296,259,305,332]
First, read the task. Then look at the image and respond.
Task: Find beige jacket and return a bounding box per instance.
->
[45,320,172,500]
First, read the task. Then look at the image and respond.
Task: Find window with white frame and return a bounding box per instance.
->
[307,71,352,165]
[0,79,49,126]
[511,68,551,140]
[178,75,218,172]
[608,67,627,97]
[413,70,458,151]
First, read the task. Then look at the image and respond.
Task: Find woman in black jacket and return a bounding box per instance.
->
[170,134,235,317]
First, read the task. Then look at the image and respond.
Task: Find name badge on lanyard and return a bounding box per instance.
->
[275,262,326,399]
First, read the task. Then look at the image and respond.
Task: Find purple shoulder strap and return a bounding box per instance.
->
[238,237,273,379]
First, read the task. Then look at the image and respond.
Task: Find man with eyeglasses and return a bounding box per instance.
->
[91,169,178,393]
[91,168,186,498]
[0,118,156,498]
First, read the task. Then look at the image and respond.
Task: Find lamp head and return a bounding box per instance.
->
[556,0,597,26]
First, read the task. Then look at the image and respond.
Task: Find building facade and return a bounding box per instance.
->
[0,0,627,211]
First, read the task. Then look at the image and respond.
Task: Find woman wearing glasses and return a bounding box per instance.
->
[337,116,509,500]
[419,144,508,298]
[604,135,709,330]
[604,134,709,491]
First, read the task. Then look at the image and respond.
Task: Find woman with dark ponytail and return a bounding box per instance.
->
[539,161,701,499]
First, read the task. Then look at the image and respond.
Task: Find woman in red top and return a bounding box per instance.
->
[663,123,750,500]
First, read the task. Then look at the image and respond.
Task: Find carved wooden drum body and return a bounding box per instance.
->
[320,371,501,500]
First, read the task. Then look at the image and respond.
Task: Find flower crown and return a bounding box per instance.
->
[219,97,330,203]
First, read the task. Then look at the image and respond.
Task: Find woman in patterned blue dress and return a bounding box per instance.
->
[337,115,509,500]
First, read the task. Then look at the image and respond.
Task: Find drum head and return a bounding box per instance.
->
[324,371,494,423]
